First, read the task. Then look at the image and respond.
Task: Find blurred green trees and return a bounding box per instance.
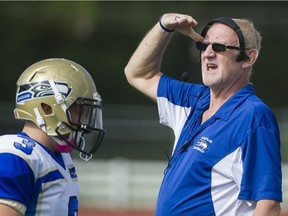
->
[0,1,288,107]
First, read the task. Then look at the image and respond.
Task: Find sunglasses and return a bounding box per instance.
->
[196,41,240,52]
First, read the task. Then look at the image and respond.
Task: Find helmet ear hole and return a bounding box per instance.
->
[41,103,53,115]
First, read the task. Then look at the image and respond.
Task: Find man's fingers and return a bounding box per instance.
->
[161,13,204,42]
[188,28,204,41]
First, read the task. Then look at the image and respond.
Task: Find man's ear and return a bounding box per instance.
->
[242,49,259,69]
[41,103,53,115]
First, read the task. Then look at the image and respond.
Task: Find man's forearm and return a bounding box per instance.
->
[125,22,173,81]
[253,200,281,216]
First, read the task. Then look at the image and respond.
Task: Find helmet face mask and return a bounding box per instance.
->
[55,97,105,157]
[67,97,104,132]
[14,58,105,160]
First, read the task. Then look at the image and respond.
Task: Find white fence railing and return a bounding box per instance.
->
[283,163,288,210]
[75,158,166,209]
[75,159,288,211]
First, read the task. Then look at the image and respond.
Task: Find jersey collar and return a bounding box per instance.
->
[211,84,255,121]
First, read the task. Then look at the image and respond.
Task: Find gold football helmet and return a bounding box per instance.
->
[14,58,105,160]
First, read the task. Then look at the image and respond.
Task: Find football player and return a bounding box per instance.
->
[0,58,105,215]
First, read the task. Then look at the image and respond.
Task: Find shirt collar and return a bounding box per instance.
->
[213,83,254,121]
[196,83,254,122]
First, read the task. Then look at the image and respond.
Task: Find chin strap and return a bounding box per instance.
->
[52,131,93,162]
[33,107,46,133]
[51,135,74,153]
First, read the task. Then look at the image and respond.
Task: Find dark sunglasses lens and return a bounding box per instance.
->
[196,42,208,51]
[195,41,202,50]
[212,43,226,52]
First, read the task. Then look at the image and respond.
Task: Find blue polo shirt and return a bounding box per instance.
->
[155,75,282,216]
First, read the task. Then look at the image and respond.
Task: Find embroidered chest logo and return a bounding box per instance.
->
[193,136,213,153]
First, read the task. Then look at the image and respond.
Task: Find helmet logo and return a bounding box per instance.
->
[17,81,72,103]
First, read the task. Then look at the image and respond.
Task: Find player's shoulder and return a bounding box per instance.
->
[0,133,53,175]
[0,133,41,161]
[0,134,20,149]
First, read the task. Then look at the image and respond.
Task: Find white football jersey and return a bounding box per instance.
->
[0,132,79,216]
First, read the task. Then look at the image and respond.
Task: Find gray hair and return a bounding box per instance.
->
[233,18,262,52]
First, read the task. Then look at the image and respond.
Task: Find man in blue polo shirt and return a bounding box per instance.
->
[124,12,282,215]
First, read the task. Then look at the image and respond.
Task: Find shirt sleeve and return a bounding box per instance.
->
[0,153,35,207]
[157,75,208,128]
[239,126,282,202]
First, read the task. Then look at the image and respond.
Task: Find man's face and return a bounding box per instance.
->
[201,23,246,93]
[68,102,89,126]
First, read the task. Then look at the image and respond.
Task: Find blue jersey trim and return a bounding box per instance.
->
[0,153,35,206]
[26,169,65,213]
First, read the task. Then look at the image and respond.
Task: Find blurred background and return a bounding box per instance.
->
[0,1,287,215]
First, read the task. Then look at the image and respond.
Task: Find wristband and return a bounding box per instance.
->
[159,16,174,32]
